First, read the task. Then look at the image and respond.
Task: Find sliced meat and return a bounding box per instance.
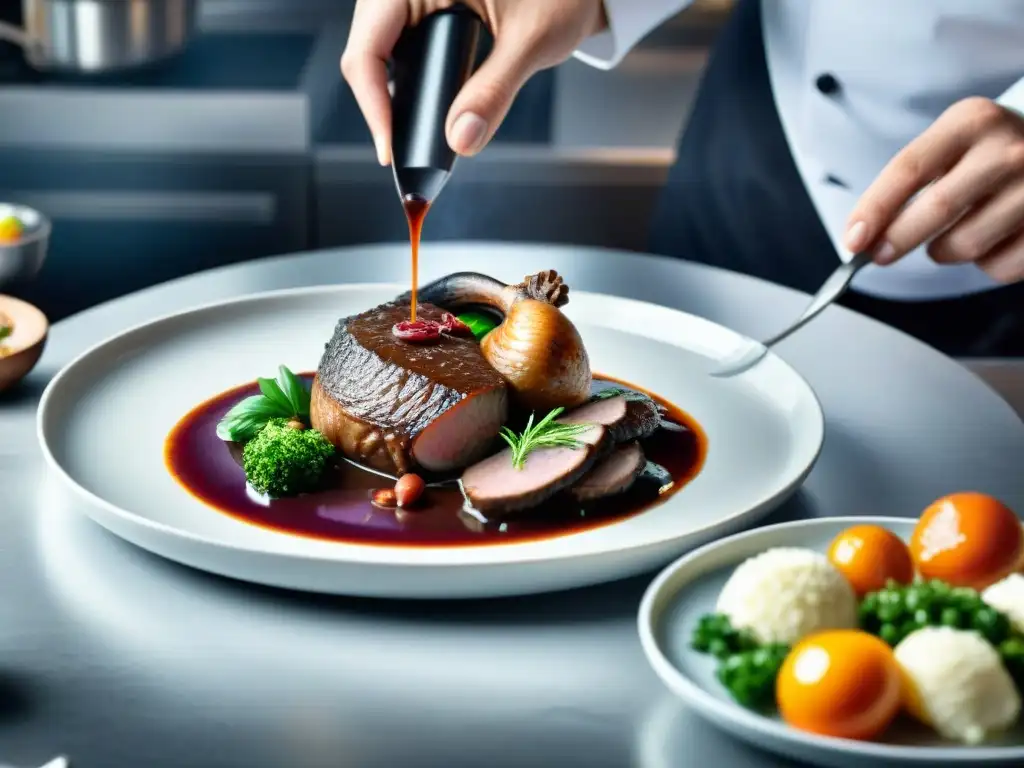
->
[311,301,508,476]
[571,441,646,501]
[461,424,608,516]
[561,392,660,443]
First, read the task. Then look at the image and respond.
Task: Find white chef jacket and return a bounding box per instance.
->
[575,1,1024,301]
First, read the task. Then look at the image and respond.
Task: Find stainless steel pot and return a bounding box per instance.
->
[0,0,198,74]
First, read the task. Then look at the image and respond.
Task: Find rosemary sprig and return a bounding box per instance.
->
[499,407,592,470]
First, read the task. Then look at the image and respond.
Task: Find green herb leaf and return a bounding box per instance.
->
[216,412,271,443]
[216,394,292,442]
[499,406,593,470]
[215,367,313,442]
[457,311,499,340]
[258,377,294,414]
[593,386,649,403]
[277,365,311,419]
[0,325,10,342]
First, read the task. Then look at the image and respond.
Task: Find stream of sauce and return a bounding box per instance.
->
[166,375,707,548]
[403,194,430,322]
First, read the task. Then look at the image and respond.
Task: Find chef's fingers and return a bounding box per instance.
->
[844,98,998,255]
[975,227,1024,284]
[341,0,409,165]
[928,178,1024,265]
[444,2,607,156]
[444,29,541,156]
[867,136,1022,265]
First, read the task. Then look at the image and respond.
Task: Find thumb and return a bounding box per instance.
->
[445,36,537,157]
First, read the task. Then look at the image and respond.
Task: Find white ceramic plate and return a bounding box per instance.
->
[638,516,1024,767]
[36,284,824,599]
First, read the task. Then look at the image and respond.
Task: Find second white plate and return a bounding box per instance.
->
[639,516,1024,766]
[36,283,824,598]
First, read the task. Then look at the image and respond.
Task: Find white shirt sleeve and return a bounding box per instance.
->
[573,0,695,70]
[997,76,1024,118]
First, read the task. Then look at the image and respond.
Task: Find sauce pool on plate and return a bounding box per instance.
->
[165,375,707,547]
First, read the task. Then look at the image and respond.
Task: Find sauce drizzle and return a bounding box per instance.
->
[403,194,430,322]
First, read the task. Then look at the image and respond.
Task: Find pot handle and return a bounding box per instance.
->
[0,22,39,52]
[0,21,44,59]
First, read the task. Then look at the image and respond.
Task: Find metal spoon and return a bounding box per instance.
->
[710,251,873,378]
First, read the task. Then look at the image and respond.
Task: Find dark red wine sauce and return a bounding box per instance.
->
[165,375,707,547]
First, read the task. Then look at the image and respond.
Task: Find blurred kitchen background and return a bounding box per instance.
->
[0,0,733,321]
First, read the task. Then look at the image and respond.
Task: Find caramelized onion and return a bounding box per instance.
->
[481,298,590,411]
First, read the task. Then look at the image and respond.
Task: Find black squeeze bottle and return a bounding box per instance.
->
[389,5,483,205]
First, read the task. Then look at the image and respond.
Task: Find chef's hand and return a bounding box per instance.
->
[341,0,607,165]
[845,97,1024,283]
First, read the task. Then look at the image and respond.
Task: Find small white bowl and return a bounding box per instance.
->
[0,203,51,287]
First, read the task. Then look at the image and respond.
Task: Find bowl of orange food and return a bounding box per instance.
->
[639,492,1024,767]
[0,203,50,288]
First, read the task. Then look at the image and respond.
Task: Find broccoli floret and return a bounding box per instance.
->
[242,418,335,497]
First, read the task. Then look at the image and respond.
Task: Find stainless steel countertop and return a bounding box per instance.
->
[1,243,1021,767]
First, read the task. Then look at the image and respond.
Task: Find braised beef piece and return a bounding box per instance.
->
[311,301,508,476]
[570,441,646,502]
[460,424,609,516]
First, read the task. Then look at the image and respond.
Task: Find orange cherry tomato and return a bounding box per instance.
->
[827,525,915,596]
[0,215,23,244]
[776,630,902,741]
[910,492,1022,590]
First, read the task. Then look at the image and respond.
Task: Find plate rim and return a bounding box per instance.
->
[36,283,825,568]
[637,514,1024,763]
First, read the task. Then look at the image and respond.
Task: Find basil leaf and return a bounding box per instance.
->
[221,394,289,421]
[215,395,290,441]
[277,365,310,419]
[258,377,293,414]
[0,326,10,342]
[217,412,272,442]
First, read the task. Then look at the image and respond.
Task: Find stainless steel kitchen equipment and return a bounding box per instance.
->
[0,0,197,74]
[0,19,346,320]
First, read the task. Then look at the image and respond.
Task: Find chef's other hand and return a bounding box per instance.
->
[341,0,607,165]
[845,98,1024,283]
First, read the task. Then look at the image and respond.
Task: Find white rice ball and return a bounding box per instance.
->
[715,547,858,645]
[894,626,1021,744]
[982,573,1024,635]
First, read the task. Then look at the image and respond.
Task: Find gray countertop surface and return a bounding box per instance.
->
[0,243,1022,768]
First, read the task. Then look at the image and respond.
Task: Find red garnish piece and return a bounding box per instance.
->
[439,313,472,336]
[392,320,442,343]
